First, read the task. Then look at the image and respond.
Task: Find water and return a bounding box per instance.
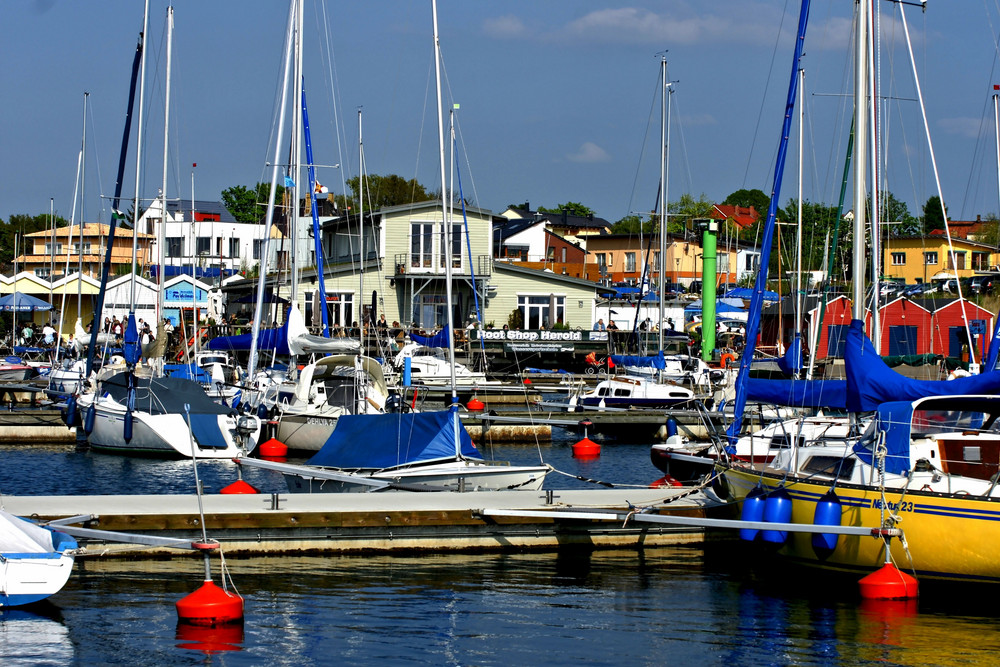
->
[3,432,1000,664]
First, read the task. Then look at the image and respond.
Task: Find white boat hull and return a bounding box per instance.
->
[284,460,548,493]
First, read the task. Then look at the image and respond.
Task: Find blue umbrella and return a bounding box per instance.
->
[0,293,54,312]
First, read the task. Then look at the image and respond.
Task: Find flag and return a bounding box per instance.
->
[314,179,328,195]
[284,176,296,188]
[112,209,126,221]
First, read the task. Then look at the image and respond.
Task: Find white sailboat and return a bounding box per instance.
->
[239,0,549,491]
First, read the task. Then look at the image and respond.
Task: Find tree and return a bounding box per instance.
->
[221,183,286,224]
[538,202,594,218]
[668,193,714,233]
[723,188,769,214]
[0,213,68,269]
[609,214,653,234]
[922,195,947,232]
[339,174,434,211]
[874,191,919,236]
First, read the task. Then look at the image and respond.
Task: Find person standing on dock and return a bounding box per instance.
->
[593,319,605,331]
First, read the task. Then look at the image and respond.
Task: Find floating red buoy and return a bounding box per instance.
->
[858,563,919,600]
[258,438,288,458]
[573,437,600,458]
[523,378,532,385]
[176,580,244,625]
[467,397,485,411]
[650,475,682,488]
[220,479,258,495]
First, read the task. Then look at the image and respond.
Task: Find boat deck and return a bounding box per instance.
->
[3,488,717,559]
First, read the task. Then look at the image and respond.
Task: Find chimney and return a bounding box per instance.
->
[562,208,568,224]
[523,201,530,212]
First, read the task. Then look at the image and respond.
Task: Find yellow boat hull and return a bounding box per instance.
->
[720,465,1000,583]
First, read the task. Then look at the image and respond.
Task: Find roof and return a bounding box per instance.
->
[503,206,611,232]
[25,223,154,239]
[493,261,606,291]
[165,199,238,223]
[926,218,991,239]
[710,204,760,229]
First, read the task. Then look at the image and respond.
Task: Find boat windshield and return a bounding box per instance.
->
[912,409,986,436]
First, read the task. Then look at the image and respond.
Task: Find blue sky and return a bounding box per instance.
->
[2,1,1000,227]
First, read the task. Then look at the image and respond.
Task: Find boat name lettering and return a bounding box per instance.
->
[871,499,914,512]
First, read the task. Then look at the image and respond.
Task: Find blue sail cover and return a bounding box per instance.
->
[611,350,665,369]
[306,410,481,469]
[776,333,803,375]
[853,401,912,476]
[208,317,290,355]
[410,326,450,348]
[845,318,1000,412]
[746,378,847,409]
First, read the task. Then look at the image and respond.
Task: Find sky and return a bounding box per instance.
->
[3,1,1000,229]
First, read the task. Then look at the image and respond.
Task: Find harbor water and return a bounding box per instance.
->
[2,431,1000,665]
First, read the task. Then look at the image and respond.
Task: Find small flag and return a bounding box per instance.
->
[284,176,296,188]
[112,209,125,220]
[995,85,999,91]
[314,179,328,195]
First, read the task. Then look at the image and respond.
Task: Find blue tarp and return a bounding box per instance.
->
[724,287,780,300]
[611,350,666,369]
[746,378,847,409]
[853,401,913,476]
[411,326,450,348]
[207,319,290,355]
[683,301,746,315]
[845,318,1000,412]
[306,410,481,469]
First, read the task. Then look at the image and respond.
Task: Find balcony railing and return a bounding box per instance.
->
[393,253,492,278]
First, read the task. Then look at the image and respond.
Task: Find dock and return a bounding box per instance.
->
[0,408,76,443]
[463,407,724,442]
[4,487,719,559]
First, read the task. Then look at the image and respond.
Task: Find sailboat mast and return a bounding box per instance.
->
[248,0,296,381]
[851,0,868,322]
[78,92,87,319]
[867,5,881,351]
[157,6,173,339]
[130,0,149,313]
[795,66,804,377]
[432,0,458,399]
[289,0,304,308]
[658,54,667,352]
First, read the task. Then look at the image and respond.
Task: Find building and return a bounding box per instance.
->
[882,235,998,284]
[16,223,154,280]
[584,233,739,288]
[498,204,611,251]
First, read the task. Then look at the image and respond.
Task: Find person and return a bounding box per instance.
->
[41,323,56,347]
[377,314,388,330]
[21,323,34,346]
[606,320,618,331]
[593,318,605,331]
[103,317,111,333]
[667,318,675,331]
[502,324,509,331]
[111,316,123,338]
[639,318,649,331]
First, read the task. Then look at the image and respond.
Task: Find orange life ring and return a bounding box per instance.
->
[721,353,737,367]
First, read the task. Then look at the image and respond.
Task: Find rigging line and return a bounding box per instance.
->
[623,66,665,225]
[313,0,352,197]
[957,96,993,220]
[668,94,695,197]
[742,0,794,190]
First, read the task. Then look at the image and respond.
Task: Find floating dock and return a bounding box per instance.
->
[0,408,76,443]
[4,488,717,559]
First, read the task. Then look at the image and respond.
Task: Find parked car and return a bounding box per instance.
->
[687,280,703,294]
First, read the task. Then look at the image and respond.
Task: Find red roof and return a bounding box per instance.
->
[710,204,759,230]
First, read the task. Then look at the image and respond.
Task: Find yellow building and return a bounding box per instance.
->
[882,235,997,284]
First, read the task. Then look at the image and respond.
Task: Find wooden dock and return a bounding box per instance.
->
[0,408,76,443]
[3,487,718,559]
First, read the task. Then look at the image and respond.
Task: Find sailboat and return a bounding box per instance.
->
[75,4,261,459]
[0,512,77,607]
[239,0,549,492]
[716,0,1000,584]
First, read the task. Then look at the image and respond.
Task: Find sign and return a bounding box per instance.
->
[969,320,987,335]
[472,329,606,343]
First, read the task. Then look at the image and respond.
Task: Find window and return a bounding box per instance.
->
[653,251,660,269]
[924,252,938,265]
[973,252,990,270]
[718,254,730,273]
[560,247,567,263]
[443,223,462,269]
[518,295,565,329]
[327,292,354,327]
[44,242,63,255]
[166,237,184,258]
[891,252,906,266]
[196,236,211,255]
[411,222,435,269]
[229,238,240,258]
[253,239,265,260]
[34,267,51,279]
[71,242,93,254]
[412,294,448,329]
[947,252,966,270]
[745,253,759,271]
[625,252,636,273]
[595,253,607,268]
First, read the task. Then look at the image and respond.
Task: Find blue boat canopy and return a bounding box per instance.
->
[746,378,847,409]
[611,350,665,369]
[306,410,481,469]
[845,319,1000,412]
[411,326,451,348]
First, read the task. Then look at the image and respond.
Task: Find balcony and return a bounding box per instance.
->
[393,253,492,278]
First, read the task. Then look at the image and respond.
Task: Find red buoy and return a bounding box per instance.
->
[650,475,683,488]
[176,580,244,625]
[523,378,532,385]
[467,397,485,411]
[220,479,258,495]
[572,437,600,458]
[858,563,919,600]
[258,438,288,458]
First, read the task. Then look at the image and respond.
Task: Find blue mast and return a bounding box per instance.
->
[727,0,812,442]
[301,82,330,337]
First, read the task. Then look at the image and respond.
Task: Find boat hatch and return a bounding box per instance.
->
[801,455,855,480]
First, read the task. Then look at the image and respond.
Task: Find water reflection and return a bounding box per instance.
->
[0,607,73,666]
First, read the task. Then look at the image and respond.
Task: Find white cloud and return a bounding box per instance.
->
[938,117,983,139]
[567,142,611,163]
[483,14,529,39]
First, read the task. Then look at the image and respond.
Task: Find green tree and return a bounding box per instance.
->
[775,199,840,278]
[338,174,434,211]
[922,195,947,232]
[874,191,919,236]
[0,213,68,269]
[221,182,286,224]
[668,193,714,233]
[538,201,594,217]
[723,188,770,214]
[609,214,654,234]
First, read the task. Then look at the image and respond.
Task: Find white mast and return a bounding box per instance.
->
[157,5,173,350]
[658,53,668,352]
[851,0,868,322]
[795,66,804,377]
[130,0,149,314]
